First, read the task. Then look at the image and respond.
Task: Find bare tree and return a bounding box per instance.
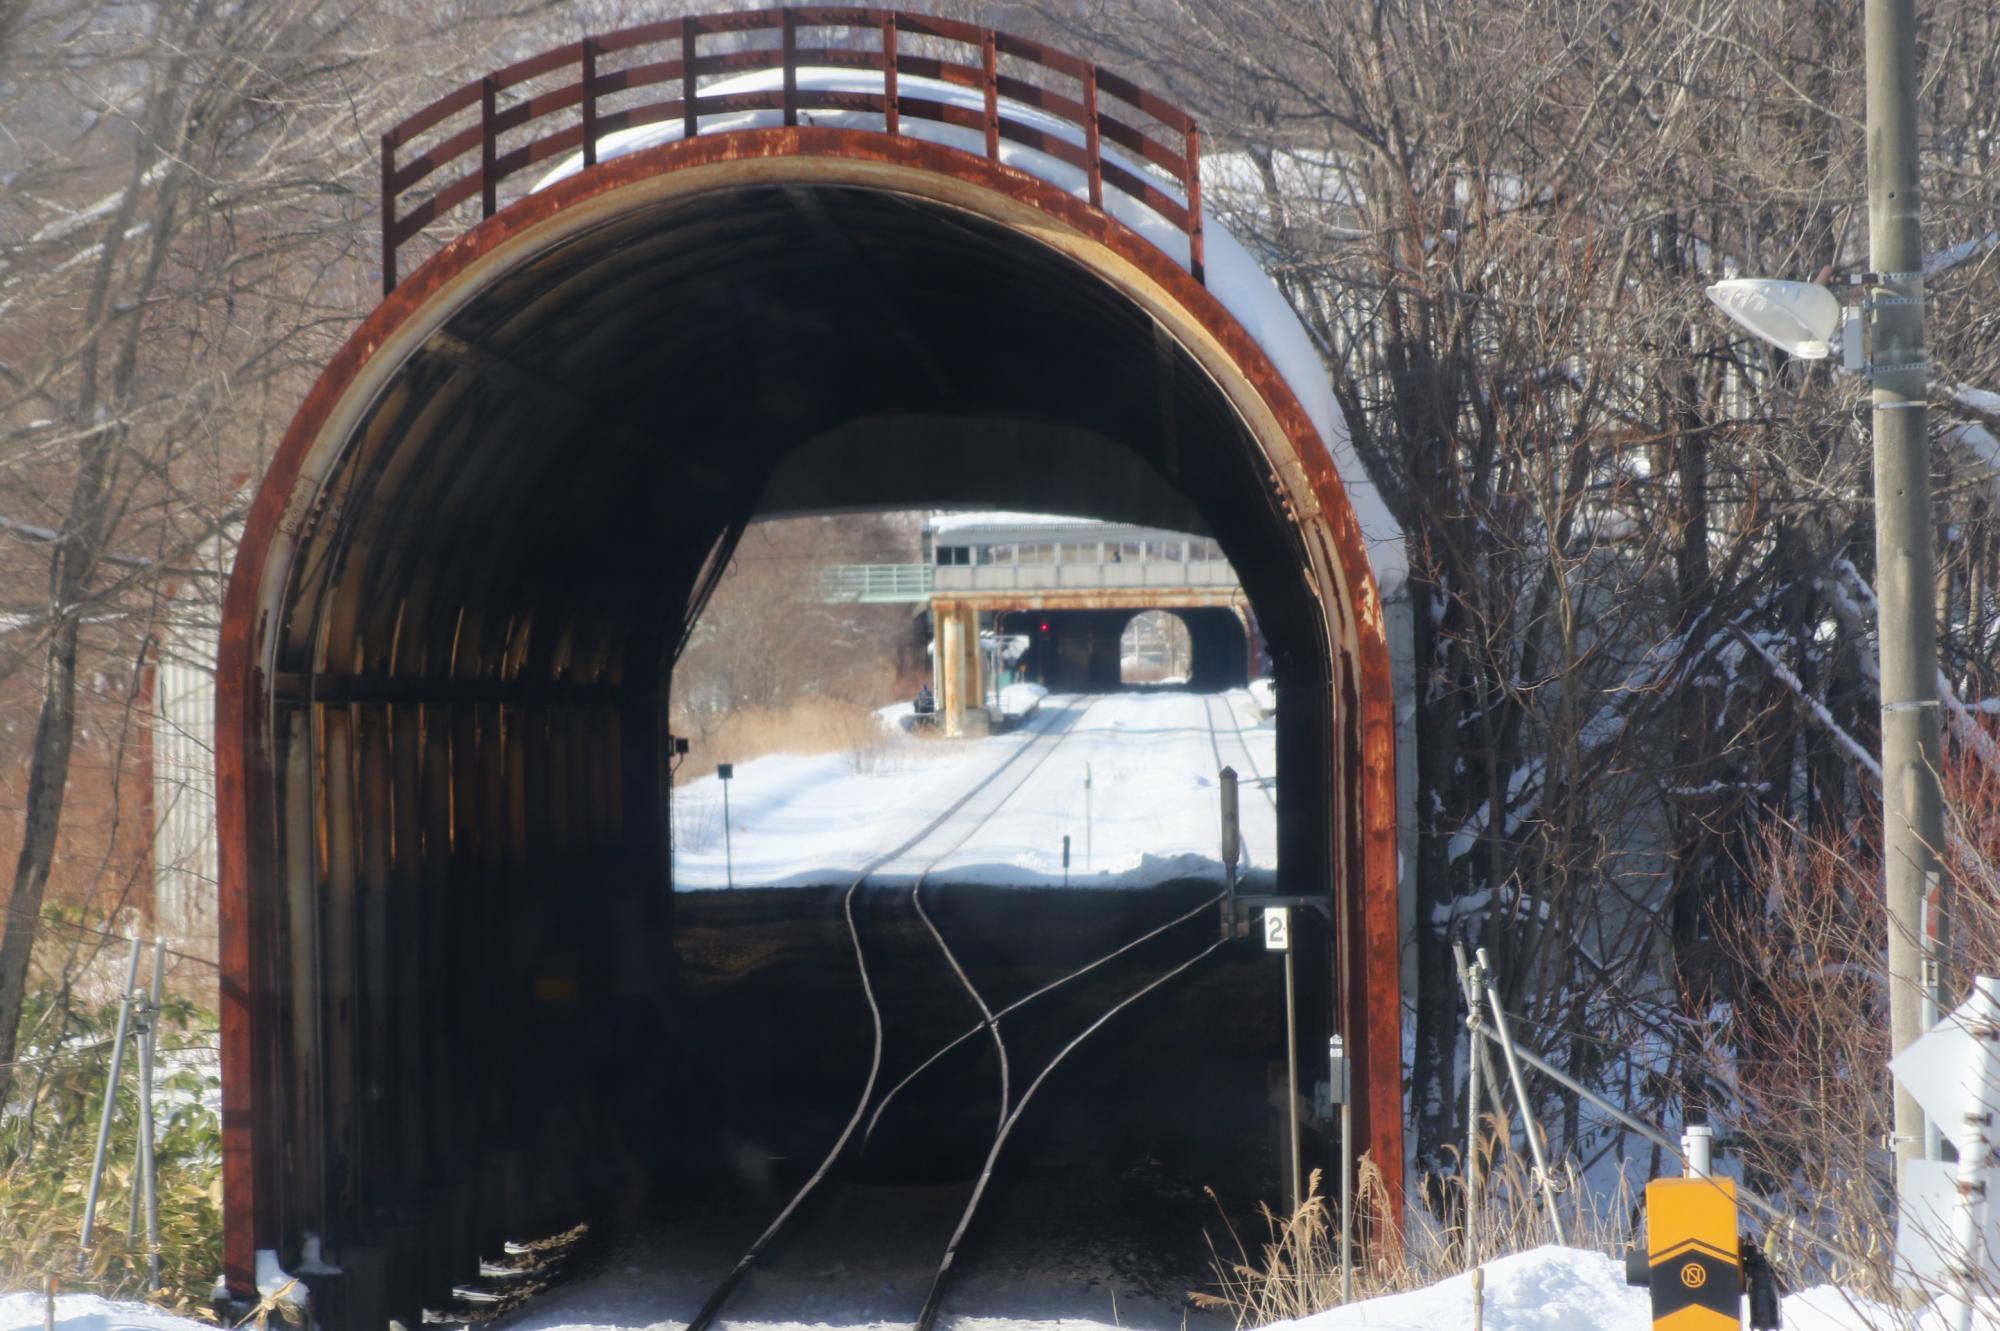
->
[0,0,395,1099]
[1029,0,1999,1189]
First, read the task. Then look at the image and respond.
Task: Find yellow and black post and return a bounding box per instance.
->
[1640,1175,1744,1331]
[1626,1128,1782,1330]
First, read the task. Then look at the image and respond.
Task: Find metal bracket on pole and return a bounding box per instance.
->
[1452,940,1513,1141]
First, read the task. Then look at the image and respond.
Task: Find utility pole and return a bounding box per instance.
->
[1865,0,1946,1180]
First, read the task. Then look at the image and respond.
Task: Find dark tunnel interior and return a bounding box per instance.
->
[1015,606,1251,691]
[259,182,1344,1322]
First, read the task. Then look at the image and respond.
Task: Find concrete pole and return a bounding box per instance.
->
[1865,0,1946,1182]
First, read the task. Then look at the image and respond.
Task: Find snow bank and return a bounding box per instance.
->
[0,1292,211,1331]
[1271,1248,1648,1331]
[998,682,1047,719]
[1270,1248,1909,1331]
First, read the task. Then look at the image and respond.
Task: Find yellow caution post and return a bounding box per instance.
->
[1641,1175,1743,1331]
[1626,1126,1782,1330]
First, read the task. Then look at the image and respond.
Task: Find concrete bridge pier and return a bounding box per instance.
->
[935,602,984,736]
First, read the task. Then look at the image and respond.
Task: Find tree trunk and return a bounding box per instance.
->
[0,433,116,1103]
[0,48,178,1099]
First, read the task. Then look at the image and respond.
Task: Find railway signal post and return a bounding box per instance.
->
[1219,766,1239,937]
[1627,1127,1782,1330]
[718,763,735,890]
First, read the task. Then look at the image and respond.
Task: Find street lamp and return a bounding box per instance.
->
[1703,278,1846,361]
[1703,0,1943,1186]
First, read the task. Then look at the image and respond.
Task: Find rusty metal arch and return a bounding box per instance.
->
[218,125,1399,1304]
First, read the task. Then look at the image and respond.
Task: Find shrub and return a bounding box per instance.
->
[2,984,224,1316]
[1194,1143,1634,1326]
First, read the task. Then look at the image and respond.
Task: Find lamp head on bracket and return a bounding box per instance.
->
[1705,278,1843,359]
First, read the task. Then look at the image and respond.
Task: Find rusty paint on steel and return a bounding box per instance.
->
[378,9,1196,294]
[220,125,1401,1295]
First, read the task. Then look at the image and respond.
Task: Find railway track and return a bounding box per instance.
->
[682,694,1105,1331]
[1200,691,1279,840]
[682,690,1242,1331]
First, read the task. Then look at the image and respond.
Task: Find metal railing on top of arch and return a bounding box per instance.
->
[379,7,1205,295]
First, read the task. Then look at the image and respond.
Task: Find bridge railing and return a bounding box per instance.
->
[933,560,1238,594]
[818,562,934,603]
[380,8,1204,294]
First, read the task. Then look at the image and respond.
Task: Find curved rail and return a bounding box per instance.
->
[865,692,1257,1145]
[683,694,1102,1331]
[684,693,1241,1329]
[1202,691,1277,811]
[380,8,1205,294]
[914,933,1226,1331]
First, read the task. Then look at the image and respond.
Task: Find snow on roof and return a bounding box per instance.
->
[925,511,1199,543]
[536,68,1406,597]
[927,510,1098,534]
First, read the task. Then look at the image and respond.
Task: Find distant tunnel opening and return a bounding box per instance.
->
[1120,609,1195,685]
[1010,606,1249,692]
[220,135,1395,1327]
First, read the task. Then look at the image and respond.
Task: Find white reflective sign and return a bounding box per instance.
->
[1890,977,2000,1154]
[1896,1159,2000,1287]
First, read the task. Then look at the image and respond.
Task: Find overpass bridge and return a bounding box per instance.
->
[921,512,1256,731]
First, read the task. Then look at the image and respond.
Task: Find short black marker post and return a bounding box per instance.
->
[718,762,735,889]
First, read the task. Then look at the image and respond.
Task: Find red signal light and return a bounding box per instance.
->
[1039,620,1050,633]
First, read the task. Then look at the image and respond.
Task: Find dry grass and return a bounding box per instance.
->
[1194,1139,1635,1327]
[675,697,900,783]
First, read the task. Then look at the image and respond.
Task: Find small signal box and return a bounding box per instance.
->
[1627,1129,1780,1329]
[1641,1176,1742,1331]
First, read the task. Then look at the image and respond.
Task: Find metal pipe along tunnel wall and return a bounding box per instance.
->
[216,125,1400,1320]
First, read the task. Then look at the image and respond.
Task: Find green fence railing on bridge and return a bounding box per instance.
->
[817,563,934,603]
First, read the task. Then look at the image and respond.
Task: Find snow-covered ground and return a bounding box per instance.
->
[0,1247,1928,1331]
[673,691,1277,891]
[1275,1248,1905,1331]
[0,1293,206,1331]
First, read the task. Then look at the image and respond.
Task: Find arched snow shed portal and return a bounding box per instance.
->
[217,13,1402,1317]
